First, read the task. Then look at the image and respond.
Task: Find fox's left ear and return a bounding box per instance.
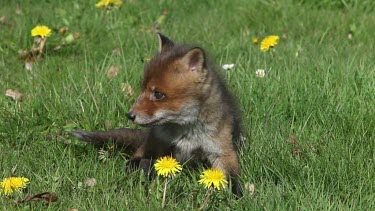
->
[157,33,174,52]
[180,47,205,72]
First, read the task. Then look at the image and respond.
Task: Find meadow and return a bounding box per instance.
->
[1,0,375,210]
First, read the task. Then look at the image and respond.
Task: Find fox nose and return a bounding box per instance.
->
[126,112,136,121]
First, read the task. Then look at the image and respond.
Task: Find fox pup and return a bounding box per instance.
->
[71,34,243,196]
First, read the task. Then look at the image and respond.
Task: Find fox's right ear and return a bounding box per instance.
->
[157,33,174,52]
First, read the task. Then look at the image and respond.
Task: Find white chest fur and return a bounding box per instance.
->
[152,123,222,162]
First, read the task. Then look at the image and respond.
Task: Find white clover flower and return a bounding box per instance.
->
[222,64,235,70]
[256,69,265,78]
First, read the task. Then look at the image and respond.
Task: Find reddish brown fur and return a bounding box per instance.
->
[131,48,204,119]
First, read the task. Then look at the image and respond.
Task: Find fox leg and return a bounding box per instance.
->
[209,150,242,197]
[130,140,153,175]
[70,128,149,151]
[70,128,153,172]
[129,136,172,179]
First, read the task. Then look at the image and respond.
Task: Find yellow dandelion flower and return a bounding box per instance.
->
[31,25,52,39]
[252,37,259,44]
[260,35,279,51]
[198,169,228,190]
[154,156,182,178]
[96,0,122,9]
[0,177,29,196]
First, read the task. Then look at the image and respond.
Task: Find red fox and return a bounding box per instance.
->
[71,34,243,196]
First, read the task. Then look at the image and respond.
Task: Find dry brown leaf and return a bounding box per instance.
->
[292,147,302,157]
[287,136,297,144]
[25,61,33,70]
[104,120,111,129]
[309,144,318,153]
[0,16,13,26]
[5,89,24,101]
[121,83,134,96]
[18,49,37,61]
[106,65,119,79]
[18,35,47,67]
[73,32,81,39]
[53,45,62,51]
[59,26,68,34]
[112,47,121,55]
[84,178,97,188]
[153,8,169,32]
[15,7,22,15]
[15,192,58,204]
[348,33,353,40]
[18,50,27,58]
[0,16,6,24]
[68,209,79,211]
[244,182,255,196]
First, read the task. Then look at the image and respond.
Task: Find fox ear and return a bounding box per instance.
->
[157,33,174,52]
[180,47,205,72]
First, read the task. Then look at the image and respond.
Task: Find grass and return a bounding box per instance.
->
[1,0,375,209]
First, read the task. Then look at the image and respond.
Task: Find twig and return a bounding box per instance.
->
[38,37,47,55]
[198,189,213,211]
[161,178,169,208]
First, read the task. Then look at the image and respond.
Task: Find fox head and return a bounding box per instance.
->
[127,34,209,126]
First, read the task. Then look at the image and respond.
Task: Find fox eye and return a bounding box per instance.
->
[153,91,165,100]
